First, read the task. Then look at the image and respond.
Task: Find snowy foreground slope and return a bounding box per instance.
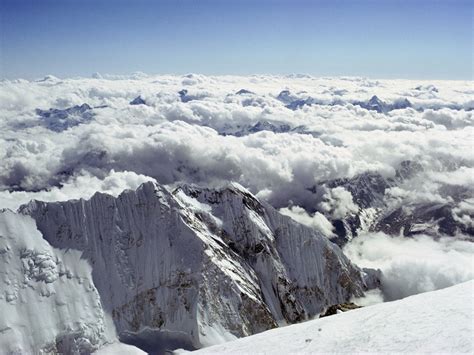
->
[10,181,375,352]
[192,280,474,354]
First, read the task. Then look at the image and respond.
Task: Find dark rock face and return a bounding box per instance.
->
[331,217,362,247]
[319,302,362,318]
[276,90,312,110]
[277,90,414,113]
[178,89,190,102]
[375,203,473,237]
[307,160,473,245]
[353,95,412,113]
[322,172,393,245]
[235,89,255,95]
[36,104,93,132]
[247,121,291,135]
[221,121,293,137]
[363,95,388,113]
[327,172,391,209]
[391,98,413,111]
[130,96,146,105]
[395,160,424,180]
[285,98,313,110]
[276,90,295,105]
[178,89,208,103]
[415,84,438,93]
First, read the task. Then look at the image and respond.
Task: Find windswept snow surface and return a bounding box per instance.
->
[193,281,474,354]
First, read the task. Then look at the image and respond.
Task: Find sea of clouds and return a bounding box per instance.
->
[1,73,472,299]
[345,232,474,301]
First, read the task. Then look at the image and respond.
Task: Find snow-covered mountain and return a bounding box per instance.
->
[35,103,94,132]
[192,280,474,354]
[276,90,415,113]
[0,210,113,354]
[353,95,412,113]
[308,161,474,245]
[15,181,374,352]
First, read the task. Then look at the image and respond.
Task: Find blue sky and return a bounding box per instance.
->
[0,0,472,79]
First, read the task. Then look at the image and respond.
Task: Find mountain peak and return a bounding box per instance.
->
[19,181,371,351]
[130,96,146,105]
[368,95,382,104]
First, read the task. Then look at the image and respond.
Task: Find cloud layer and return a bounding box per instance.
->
[0,74,472,223]
[344,232,474,301]
[1,74,472,301]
